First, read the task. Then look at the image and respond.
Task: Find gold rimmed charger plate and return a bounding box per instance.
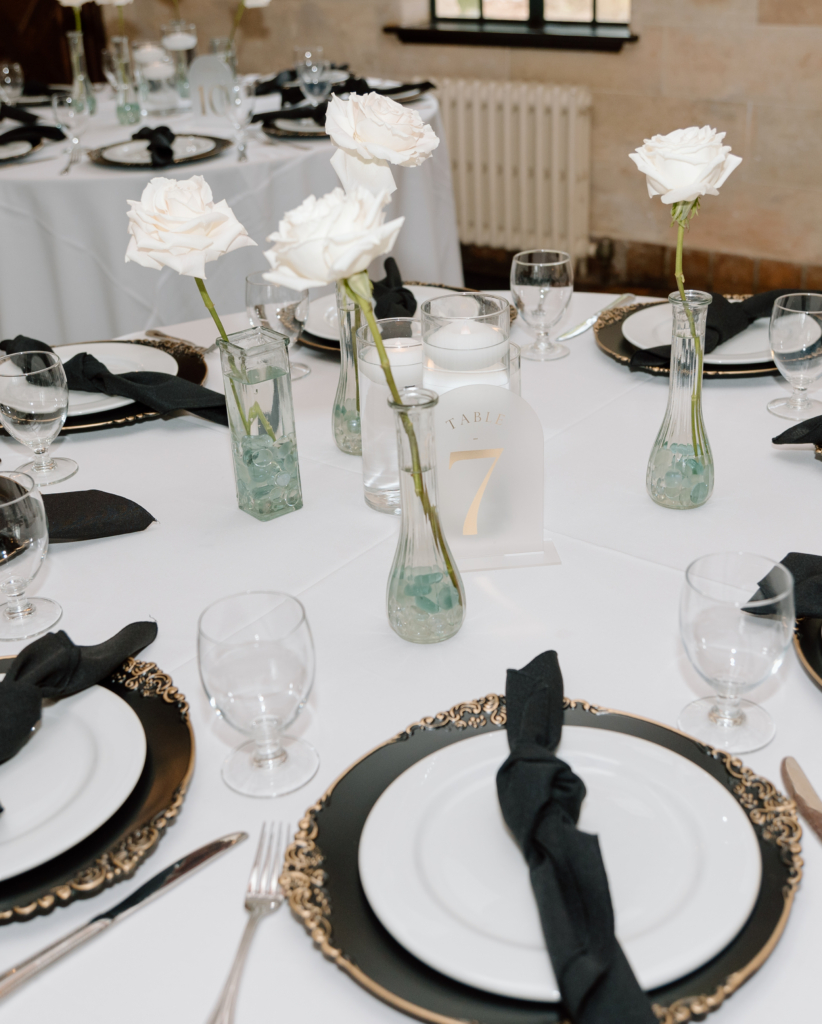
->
[0,140,45,164]
[282,694,801,1024]
[87,134,231,169]
[262,122,328,140]
[0,658,195,924]
[794,617,822,694]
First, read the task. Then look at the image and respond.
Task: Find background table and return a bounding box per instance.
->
[0,293,819,1023]
[0,92,462,345]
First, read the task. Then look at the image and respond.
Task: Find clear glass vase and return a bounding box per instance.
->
[387,387,466,643]
[218,327,303,522]
[160,19,197,106]
[646,290,714,510]
[109,36,141,125]
[66,30,96,115]
[333,281,362,455]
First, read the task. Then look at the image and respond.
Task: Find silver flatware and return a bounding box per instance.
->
[782,756,822,841]
[206,822,290,1024]
[0,831,248,1000]
[557,293,635,342]
[145,328,219,356]
[59,146,77,175]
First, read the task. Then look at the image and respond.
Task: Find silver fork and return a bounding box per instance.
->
[60,143,81,176]
[206,822,290,1024]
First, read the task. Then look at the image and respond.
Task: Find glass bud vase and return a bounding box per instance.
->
[646,290,714,510]
[387,387,466,643]
[66,30,96,115]
[218,327,303,522]
[110,36,141,126]
[333,281,362,454]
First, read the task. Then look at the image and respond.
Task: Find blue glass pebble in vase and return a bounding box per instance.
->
[218,327,303,522]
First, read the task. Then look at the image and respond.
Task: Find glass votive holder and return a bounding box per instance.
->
[420,293,511,394]
[356,318,423,515]
[509,341,521,395]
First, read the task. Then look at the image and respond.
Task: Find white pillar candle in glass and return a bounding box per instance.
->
[420,294,511,394]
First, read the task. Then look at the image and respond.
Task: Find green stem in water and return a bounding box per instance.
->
[230,1,246,43]
[344,275,461,598]
[172,0,180,18]
[73,6,82,33]
[118,6,125,36]
[672,206,705,460]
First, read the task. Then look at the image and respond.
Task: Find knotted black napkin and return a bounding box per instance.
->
[255,102,327,127]
[43,490,155,542]
[23,81,62,98]
[0,124,65,147]
[630,289,822,372]
[0,621,157,765]
[754,552,822,618]
[132,125,175,167]
[772,414,822,448]
[372,258,416,319]
[0,104,38,125]
[496,651,655,1023]
[0,335,228,426]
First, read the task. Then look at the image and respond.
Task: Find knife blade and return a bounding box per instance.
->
[782,757,822,841]
[0,831,248,999]
[556,293,635,342]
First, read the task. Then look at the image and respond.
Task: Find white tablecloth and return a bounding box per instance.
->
[0,93,462,345]
[0,294,819,1023]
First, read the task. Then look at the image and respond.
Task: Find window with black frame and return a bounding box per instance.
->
[431,0,630,26]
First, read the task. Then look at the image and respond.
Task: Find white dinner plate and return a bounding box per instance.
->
[0,685,147,882]
[359,727,761,1002]
[53,341,178,416]
[305,285,460,341]
[0,140,34,162]
[622,303,772,365]
[273,117,326,134]
[100,135,217,165]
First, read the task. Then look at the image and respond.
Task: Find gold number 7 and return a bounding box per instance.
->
[449,449,504,536]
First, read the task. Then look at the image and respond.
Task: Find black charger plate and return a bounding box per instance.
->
[0,657,195,924]
[794,617,822,694]
[283,695,801,1024]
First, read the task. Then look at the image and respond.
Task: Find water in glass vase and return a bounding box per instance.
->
[647,443,714,510]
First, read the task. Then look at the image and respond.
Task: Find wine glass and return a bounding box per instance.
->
[678,552,794,754]
[245,272,311,381]
[0,351,77,486]
[767,293,822,420]
[223,77,256,162]
[0,61,23,103]
[51,92,89,155]
[0,471,61,641]
[293,46,333,107]
[198,592,318,797]
[510,250,574,361]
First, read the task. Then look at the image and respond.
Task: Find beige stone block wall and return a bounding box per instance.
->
[107,0,822,263]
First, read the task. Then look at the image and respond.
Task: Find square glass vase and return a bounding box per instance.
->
[218,326,303,522]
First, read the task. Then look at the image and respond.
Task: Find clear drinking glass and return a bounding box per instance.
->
[0,61,23,103]
[245,272,310,381]
[420,293,510,394]
[51,92,89,154]
[160,20,197,105]
[198,592,318,797]
[510,250,574,361]
[0,351,77,486]
[509,341,521,395]
[768,293,822,420]
[293,47,333,106]
[678,552,794,754]
[0,472,61,641]
[223,77,256,162]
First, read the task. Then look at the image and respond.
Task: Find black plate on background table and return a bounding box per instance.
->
[0,140,44,164]
[794,617,822,694]
[283,695,801,1024]
[594,302,780,380]
[86,134,231,169]
[262,122,328,141]
[0,657,194,924]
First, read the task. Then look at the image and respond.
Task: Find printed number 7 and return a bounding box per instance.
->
[449,449,504,536]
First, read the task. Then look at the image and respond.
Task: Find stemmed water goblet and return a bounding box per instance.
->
[510,250,574,361]
[223,77,256,162]
[678,552,794,754]
[245,272,310,380]
[0,351,77,486]
[293,46,333,107]
[0,471,62,641]
[767,292,822,420]
[198,591,318,797]
[51,92,89,171]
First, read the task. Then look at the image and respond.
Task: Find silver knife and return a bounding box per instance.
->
[557,293,635,342]
[0,831,248,999]
[782,757,822,842]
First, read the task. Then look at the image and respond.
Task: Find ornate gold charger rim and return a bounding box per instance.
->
[593,297,778,380]
[86,135,232,169]
[0,140,45,164]
[280,694,801,1024]
[0,657,195,924]
[793,617,822,694]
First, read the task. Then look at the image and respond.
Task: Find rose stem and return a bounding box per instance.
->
[344,274,461,597]
[672,202,705,460]
[118,5,125,36]
[73,6,82,32]
[230,2,246,43]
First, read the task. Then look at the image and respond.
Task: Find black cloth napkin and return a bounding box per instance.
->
[757,553,822,618]
[0,103,38,125]
[0,124,65,147]
[496,652,656,1024]
[23,80,62,98]
[254,102,327,126]
[43,490,155,542]
[0,335,228,426]
[630,289,822,372]
[132,125,175,167]
[772,414,822,447]
[253,70,435,122]
[0,621,157,766]
[372,258,416,319]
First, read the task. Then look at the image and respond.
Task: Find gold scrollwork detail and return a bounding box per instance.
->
[110,657,190,718]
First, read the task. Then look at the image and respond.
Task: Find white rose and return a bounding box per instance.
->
[326,92,439,196]
[262,186,404,289]
[629,126,742,206]
[125,175,256,278]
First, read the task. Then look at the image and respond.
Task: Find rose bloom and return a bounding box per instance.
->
[263,186,404,290]
[125,175,256,278]
[629,126,742,205]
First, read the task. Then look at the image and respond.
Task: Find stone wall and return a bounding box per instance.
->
[108,0,822,265]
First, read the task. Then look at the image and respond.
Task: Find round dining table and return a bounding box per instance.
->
[0,291,818,1023]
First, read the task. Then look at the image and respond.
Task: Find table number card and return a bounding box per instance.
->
[188,56,234,119]
[434,384,560,571]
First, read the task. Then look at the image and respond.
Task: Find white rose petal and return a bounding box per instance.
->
[330,148,398,197]
[629,125,742,206]
[125,175,256,279]
[262,186,404,289]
